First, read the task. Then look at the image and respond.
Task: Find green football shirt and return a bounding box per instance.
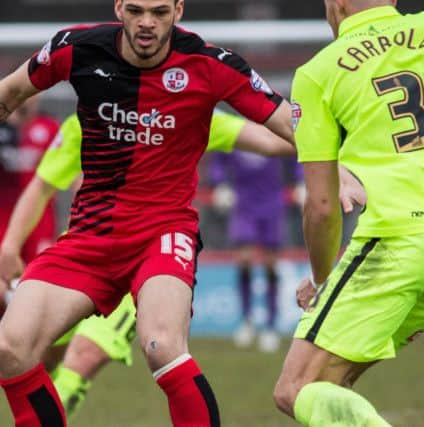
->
[37,110,245,190]
[37,114,82,190]
[292,6,424,237]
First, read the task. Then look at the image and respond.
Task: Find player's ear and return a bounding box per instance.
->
[333,0,348,21]
[174,0,184,24]
[114,0,124,21]
[334,0,345,9]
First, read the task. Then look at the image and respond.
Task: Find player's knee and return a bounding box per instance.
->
[0,331,28,376]
[141,331,184,368]
[141,332,173,357]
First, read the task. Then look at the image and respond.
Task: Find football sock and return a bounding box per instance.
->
[294,381,392,426]
[155,353,220,426]
[53,365,91,419]
[239,265,251,319]
[0,363,67,427]
[265,266,278,328]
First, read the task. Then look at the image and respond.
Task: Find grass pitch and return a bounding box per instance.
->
[0,337,422,426]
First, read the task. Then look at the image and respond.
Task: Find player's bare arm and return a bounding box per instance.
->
[0,61,40,122]
[263,99,295,146]
[234,120,296,157]
[303,160,342,284]
[0,175,56,284]
[294,163,365,310]
[0,102,11,122]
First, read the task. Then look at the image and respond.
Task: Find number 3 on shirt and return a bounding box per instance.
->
[373,71,424,153]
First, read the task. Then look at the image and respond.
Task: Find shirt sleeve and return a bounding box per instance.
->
[28,29,74,90]
[207,111,245,153]
[291,69,341,162]
[36,114,82,190]
[209,50,283,124]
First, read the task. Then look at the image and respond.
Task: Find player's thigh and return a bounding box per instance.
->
[75,294,136,365]
[277,338,370,388]
[0,279,95,356]
[295,235,424,363]
[136,275,192,345]
[131,231,200,350]
[392,290,424,351]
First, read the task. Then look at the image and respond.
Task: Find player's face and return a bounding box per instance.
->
[115,0,184,67]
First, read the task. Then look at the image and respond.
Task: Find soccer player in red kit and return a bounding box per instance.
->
[0,97,58,262]
[0,1,294,426]
[0,97,58,312]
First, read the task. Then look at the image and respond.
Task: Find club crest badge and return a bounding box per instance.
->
[291,101,302,131]
[162,68,189,93]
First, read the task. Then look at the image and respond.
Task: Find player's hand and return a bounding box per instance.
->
[296,277,318,310]
[338,166,367,213]
[0,250,25,286]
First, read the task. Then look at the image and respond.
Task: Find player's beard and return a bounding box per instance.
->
[125,22,174,62]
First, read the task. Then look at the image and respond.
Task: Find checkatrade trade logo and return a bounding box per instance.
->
[98,103,176,146]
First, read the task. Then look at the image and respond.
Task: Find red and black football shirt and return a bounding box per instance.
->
[28,24,283,237]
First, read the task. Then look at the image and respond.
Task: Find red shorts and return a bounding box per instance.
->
[21,228,202,316]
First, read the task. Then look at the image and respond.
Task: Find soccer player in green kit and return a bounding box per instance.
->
[273,1,423,426]
[0,110,296,419]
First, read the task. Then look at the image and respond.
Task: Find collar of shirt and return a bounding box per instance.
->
[338,6,400,37]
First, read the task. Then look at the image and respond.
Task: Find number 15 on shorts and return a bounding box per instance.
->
[161,232,194,270]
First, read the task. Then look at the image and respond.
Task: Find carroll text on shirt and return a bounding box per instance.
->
[338,28,424,72]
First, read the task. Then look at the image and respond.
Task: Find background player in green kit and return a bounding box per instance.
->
[273,1,424,426]
[0,110,296,419]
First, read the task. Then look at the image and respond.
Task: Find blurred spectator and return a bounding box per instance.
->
[0,95,59,265]
[209,150,291,352]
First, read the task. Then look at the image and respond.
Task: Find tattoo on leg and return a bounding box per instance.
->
[0,102,11,122]
[150,341,158,351]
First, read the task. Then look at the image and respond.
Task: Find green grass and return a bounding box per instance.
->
[0,337,422,426]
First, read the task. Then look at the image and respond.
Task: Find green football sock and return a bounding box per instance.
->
[294,382,392,426]
[53,365,92,419]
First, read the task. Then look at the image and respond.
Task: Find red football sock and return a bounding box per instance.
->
[156,354,220,427]
[0,363,67,427]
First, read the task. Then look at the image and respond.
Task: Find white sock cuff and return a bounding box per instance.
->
[152,353,192,380]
